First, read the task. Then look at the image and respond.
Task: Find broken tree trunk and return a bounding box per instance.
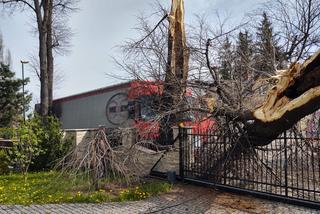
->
[159,0,189,145]
[246,51,320,146]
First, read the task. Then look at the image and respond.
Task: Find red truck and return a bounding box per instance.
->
[125,81,215,143]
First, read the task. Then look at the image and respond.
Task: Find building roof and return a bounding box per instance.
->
[53,81,131,104]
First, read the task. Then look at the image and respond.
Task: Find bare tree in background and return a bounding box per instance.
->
[29,54,65,95]
[0,32,12,65]
[0,0,78,116]
[263,0,320,61]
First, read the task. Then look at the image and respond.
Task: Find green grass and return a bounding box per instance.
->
[117,180,172,201]
[0,172,172,205]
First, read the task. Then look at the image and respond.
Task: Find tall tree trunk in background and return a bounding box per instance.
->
[159,0,189,145]
[35,0,49,116]
[39,31,49,116]
[47,0,54,115]
[0,0,77,117]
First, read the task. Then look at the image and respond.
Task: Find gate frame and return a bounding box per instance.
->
[178,127,320,210]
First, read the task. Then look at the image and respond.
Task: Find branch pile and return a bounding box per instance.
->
[58,128,137,189]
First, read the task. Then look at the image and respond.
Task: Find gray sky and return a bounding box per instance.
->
[0,0,265,105]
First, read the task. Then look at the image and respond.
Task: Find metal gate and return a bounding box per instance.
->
[179,125,320,209]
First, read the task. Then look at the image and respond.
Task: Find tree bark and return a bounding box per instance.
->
[47,0,54,115]
[39,31,49,116]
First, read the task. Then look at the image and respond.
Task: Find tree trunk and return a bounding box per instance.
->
[39,29,49,117]
[47,0,54,115]
[37,0,51,117]
[159,0,189,145]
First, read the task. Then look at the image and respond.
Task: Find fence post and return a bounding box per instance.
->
[179,127,184,182]
[223,129,227,185]
[284,130,288,197]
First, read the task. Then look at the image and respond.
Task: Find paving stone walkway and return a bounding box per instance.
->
[0,184,319,214]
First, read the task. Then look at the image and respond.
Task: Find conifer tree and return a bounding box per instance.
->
[235,31,254,81]
[218,36,234,80]
[255,12,284,76]
[0,37,31,127]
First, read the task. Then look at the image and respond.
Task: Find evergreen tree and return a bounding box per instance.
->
[218,36,234,80]
[0,37,31,127]
[235,31,254,81]
[255,12,284,76]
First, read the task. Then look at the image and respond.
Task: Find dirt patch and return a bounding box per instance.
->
[213,192,267,213]
[153,183,315,213]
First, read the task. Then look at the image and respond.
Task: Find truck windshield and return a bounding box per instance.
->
[137,95,198,122]
[183,96,196,122]
[139,96,157,120]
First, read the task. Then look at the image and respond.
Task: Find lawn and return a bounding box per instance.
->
[0,171,172,205]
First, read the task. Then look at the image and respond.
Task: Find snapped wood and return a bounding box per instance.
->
[254,51,320,122]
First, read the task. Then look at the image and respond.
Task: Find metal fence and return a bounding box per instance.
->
[179,125,320,209]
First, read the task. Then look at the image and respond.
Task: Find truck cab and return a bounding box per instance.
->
[126,81,216,144]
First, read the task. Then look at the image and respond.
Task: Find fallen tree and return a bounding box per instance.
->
[203,50,320,178]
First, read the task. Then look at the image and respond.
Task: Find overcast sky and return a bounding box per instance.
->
[0,0,265,105]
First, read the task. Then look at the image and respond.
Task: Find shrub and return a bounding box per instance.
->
[0,150,10,175]
[0,127,15,139]
[7,118,43,177]
[29,115,73,171]
[0,127,14,175]
[1,114,73,174]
